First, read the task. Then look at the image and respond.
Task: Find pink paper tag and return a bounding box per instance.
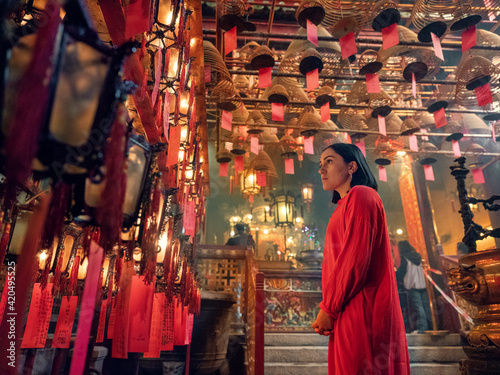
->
[52,295,78,348]
[250,137,259,154]
[409,134,418,151]
[420,128,429,141]
[222,110,232,131]
[475,83,493,107]
[307,19,318,46]
[143,293,164,358]
[306,69,319,92]
[412,73,417,98]
[166,125,181,166]
[225,26,237,55]
[355,140,366,157]
[128,276,155,353]
[204,64,211,83]
[366,73,381,93]
[160,297,174,351]
[185,314,194,345]
[321,102,330,122]
[433,107,447,128]
[257,171,267,186]
[382,23,399,50]
[258,67,272,88]
[285,158,294,174]
[472,168,485,184]
[484,0,497,21]
[235,156,244,172]
[249,195,254,203]
[69,242,104,375]
[304,136,314,154]
[462,25,476,52]
[339,32,357,60]
[219,162,228,177]
[452,140,462,157]
[272,102,284,121]
[431,32,444,61]
[344,132,352,144]
[378,165,387,182]
[96,299,108,343]
[151,48,162,106]
[378,115,387,136]
[21,283,54,349]
[424,165,435,181]
[183,200,196,236]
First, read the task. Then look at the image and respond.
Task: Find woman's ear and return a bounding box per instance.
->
[349,161,358,175]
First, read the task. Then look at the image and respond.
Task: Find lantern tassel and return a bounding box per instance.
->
[96,105,128,251]
[0,222,11,267]
[2,0,61,210]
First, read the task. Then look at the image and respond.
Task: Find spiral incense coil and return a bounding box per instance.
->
[455,56,500,110]
[409,0,467,30]
[456,29,500,73]
[377,25,442,94]
[218,0,247,32]
[250,45,276,69]
[298,110,321,137]
[210,80,242,111]
[279,25,342,81]
[279,134,298,157]
[250,150,279,180]
[203,41,232,89]
[230,131,247,155]
[239,41,261,66]
[358,49,380,68]
[296,0,326,27]
[400,118,421,135]
[319,0,375,30]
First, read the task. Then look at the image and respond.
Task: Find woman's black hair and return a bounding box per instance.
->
[323,143,378,203]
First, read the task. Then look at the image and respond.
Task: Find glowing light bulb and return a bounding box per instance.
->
[264,229,269,234]
[396,229,403,235]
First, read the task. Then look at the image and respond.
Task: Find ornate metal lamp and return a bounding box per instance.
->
[272,193,296,227]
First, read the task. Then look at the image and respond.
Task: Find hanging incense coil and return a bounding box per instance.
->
[455,56,500,110]
[358,49,380,68]
[250,45,276,69]
[218,0,247,32]
[280,135,298,157]
[409,0,465,31]
[316,86,337,107]
[267,83,290,104]
[239,41,261,67]
[233,74,250,92]
[368,0,399,25]
[319,0,372,30]
[299,48,324,75]
[246,109,266,134]
[210,80,242,111]
[308,119,346,162]
[400,118,421,135]
[216,149,233,163]
[419,141,439,164]
[296,0,326,27]
[250,150,278,180]
[377,26,442,92]
[279,25,342,80]
[203,41,232,89]
[230,131,247,155]
[298,110,321,137]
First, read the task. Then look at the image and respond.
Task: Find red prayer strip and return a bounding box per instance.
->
[381,23,399,50]
[339,32,357,60]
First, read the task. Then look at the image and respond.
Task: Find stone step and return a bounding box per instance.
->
[408,346,464,363]
[410,363,461,375]
[265,346,464,364]
[265,346,328,363]
[264,362,460,375]
[265,333,462,347]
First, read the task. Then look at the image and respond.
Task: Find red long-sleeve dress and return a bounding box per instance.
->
[319,185,410,375]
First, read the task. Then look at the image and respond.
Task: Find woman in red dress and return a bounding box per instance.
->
[312,143,410,374]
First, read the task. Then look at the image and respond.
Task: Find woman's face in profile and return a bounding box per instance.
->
[318,148,352,193]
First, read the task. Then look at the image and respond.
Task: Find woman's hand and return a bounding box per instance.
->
[312,308,334,336]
